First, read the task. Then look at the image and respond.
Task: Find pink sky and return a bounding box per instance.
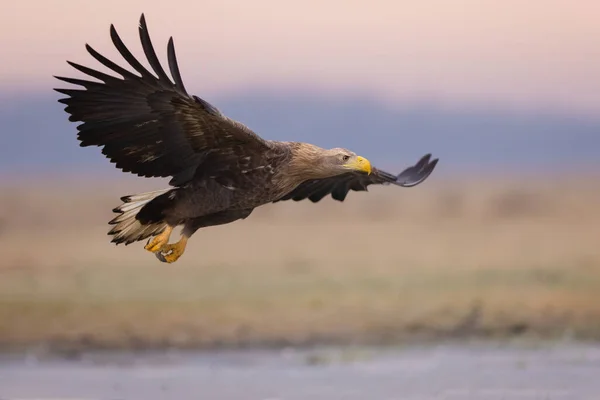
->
[3,0,600,116]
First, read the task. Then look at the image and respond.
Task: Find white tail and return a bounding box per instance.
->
[108,188,171,245]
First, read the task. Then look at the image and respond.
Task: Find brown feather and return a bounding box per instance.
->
[54,13,273,187]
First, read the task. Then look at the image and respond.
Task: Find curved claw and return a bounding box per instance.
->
[155,249,181,264]
[154,236,188,263]
[155,251,170,263]
[144,226,173,253]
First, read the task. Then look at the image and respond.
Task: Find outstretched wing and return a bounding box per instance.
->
[54,14,272,186]
[275,153,439,203]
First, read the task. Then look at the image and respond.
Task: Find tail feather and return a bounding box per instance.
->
[108,188,171,245]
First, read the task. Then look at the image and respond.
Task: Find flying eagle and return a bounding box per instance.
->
[54,14,439,263]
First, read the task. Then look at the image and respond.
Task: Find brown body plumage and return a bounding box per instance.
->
[54,14,439,263]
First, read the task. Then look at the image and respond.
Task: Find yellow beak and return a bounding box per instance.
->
[345,156,372,175]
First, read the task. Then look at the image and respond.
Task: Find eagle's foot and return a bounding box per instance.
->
[144,225,173,253]
[155,235,188,264]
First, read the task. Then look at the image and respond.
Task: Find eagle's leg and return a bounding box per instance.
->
[151,209,254,264]
[156,234,188,263]
[144,225,173,253]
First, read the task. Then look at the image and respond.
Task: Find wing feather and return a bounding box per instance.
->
[275,154,439,203]
[109,23,156,81]
[167,37,187,93]
[138,15,173,84]
[54,13,272,186]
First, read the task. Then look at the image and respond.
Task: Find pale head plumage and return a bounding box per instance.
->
[284,143,372,184]
[314,147,372,177]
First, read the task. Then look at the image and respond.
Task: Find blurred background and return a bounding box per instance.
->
[1,0,600,398]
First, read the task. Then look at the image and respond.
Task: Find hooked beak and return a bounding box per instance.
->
[344,155,372,175]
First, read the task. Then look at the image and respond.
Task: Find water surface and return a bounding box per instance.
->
[1,341,599,399]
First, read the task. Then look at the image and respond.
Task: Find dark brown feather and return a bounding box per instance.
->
[53,13,273,187]
[275,153,439,203]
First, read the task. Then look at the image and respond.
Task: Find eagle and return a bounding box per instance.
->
[54,14,439,263]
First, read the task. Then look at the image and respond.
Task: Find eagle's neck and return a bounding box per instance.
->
[286,143,331,180]
[270,143,331,196]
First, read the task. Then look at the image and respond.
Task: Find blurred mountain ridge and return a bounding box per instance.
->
[1,89,599,179]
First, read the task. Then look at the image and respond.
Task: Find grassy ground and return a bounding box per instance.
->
[1,174,600,352]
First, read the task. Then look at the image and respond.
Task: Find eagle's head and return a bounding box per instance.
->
[320,147,372,176]
[287,143,372,181]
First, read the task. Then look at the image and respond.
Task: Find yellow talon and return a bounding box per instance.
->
[156,234,188,264]
[144,225,173,253]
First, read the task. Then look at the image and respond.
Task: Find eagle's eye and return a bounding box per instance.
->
[341,155,350,162]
